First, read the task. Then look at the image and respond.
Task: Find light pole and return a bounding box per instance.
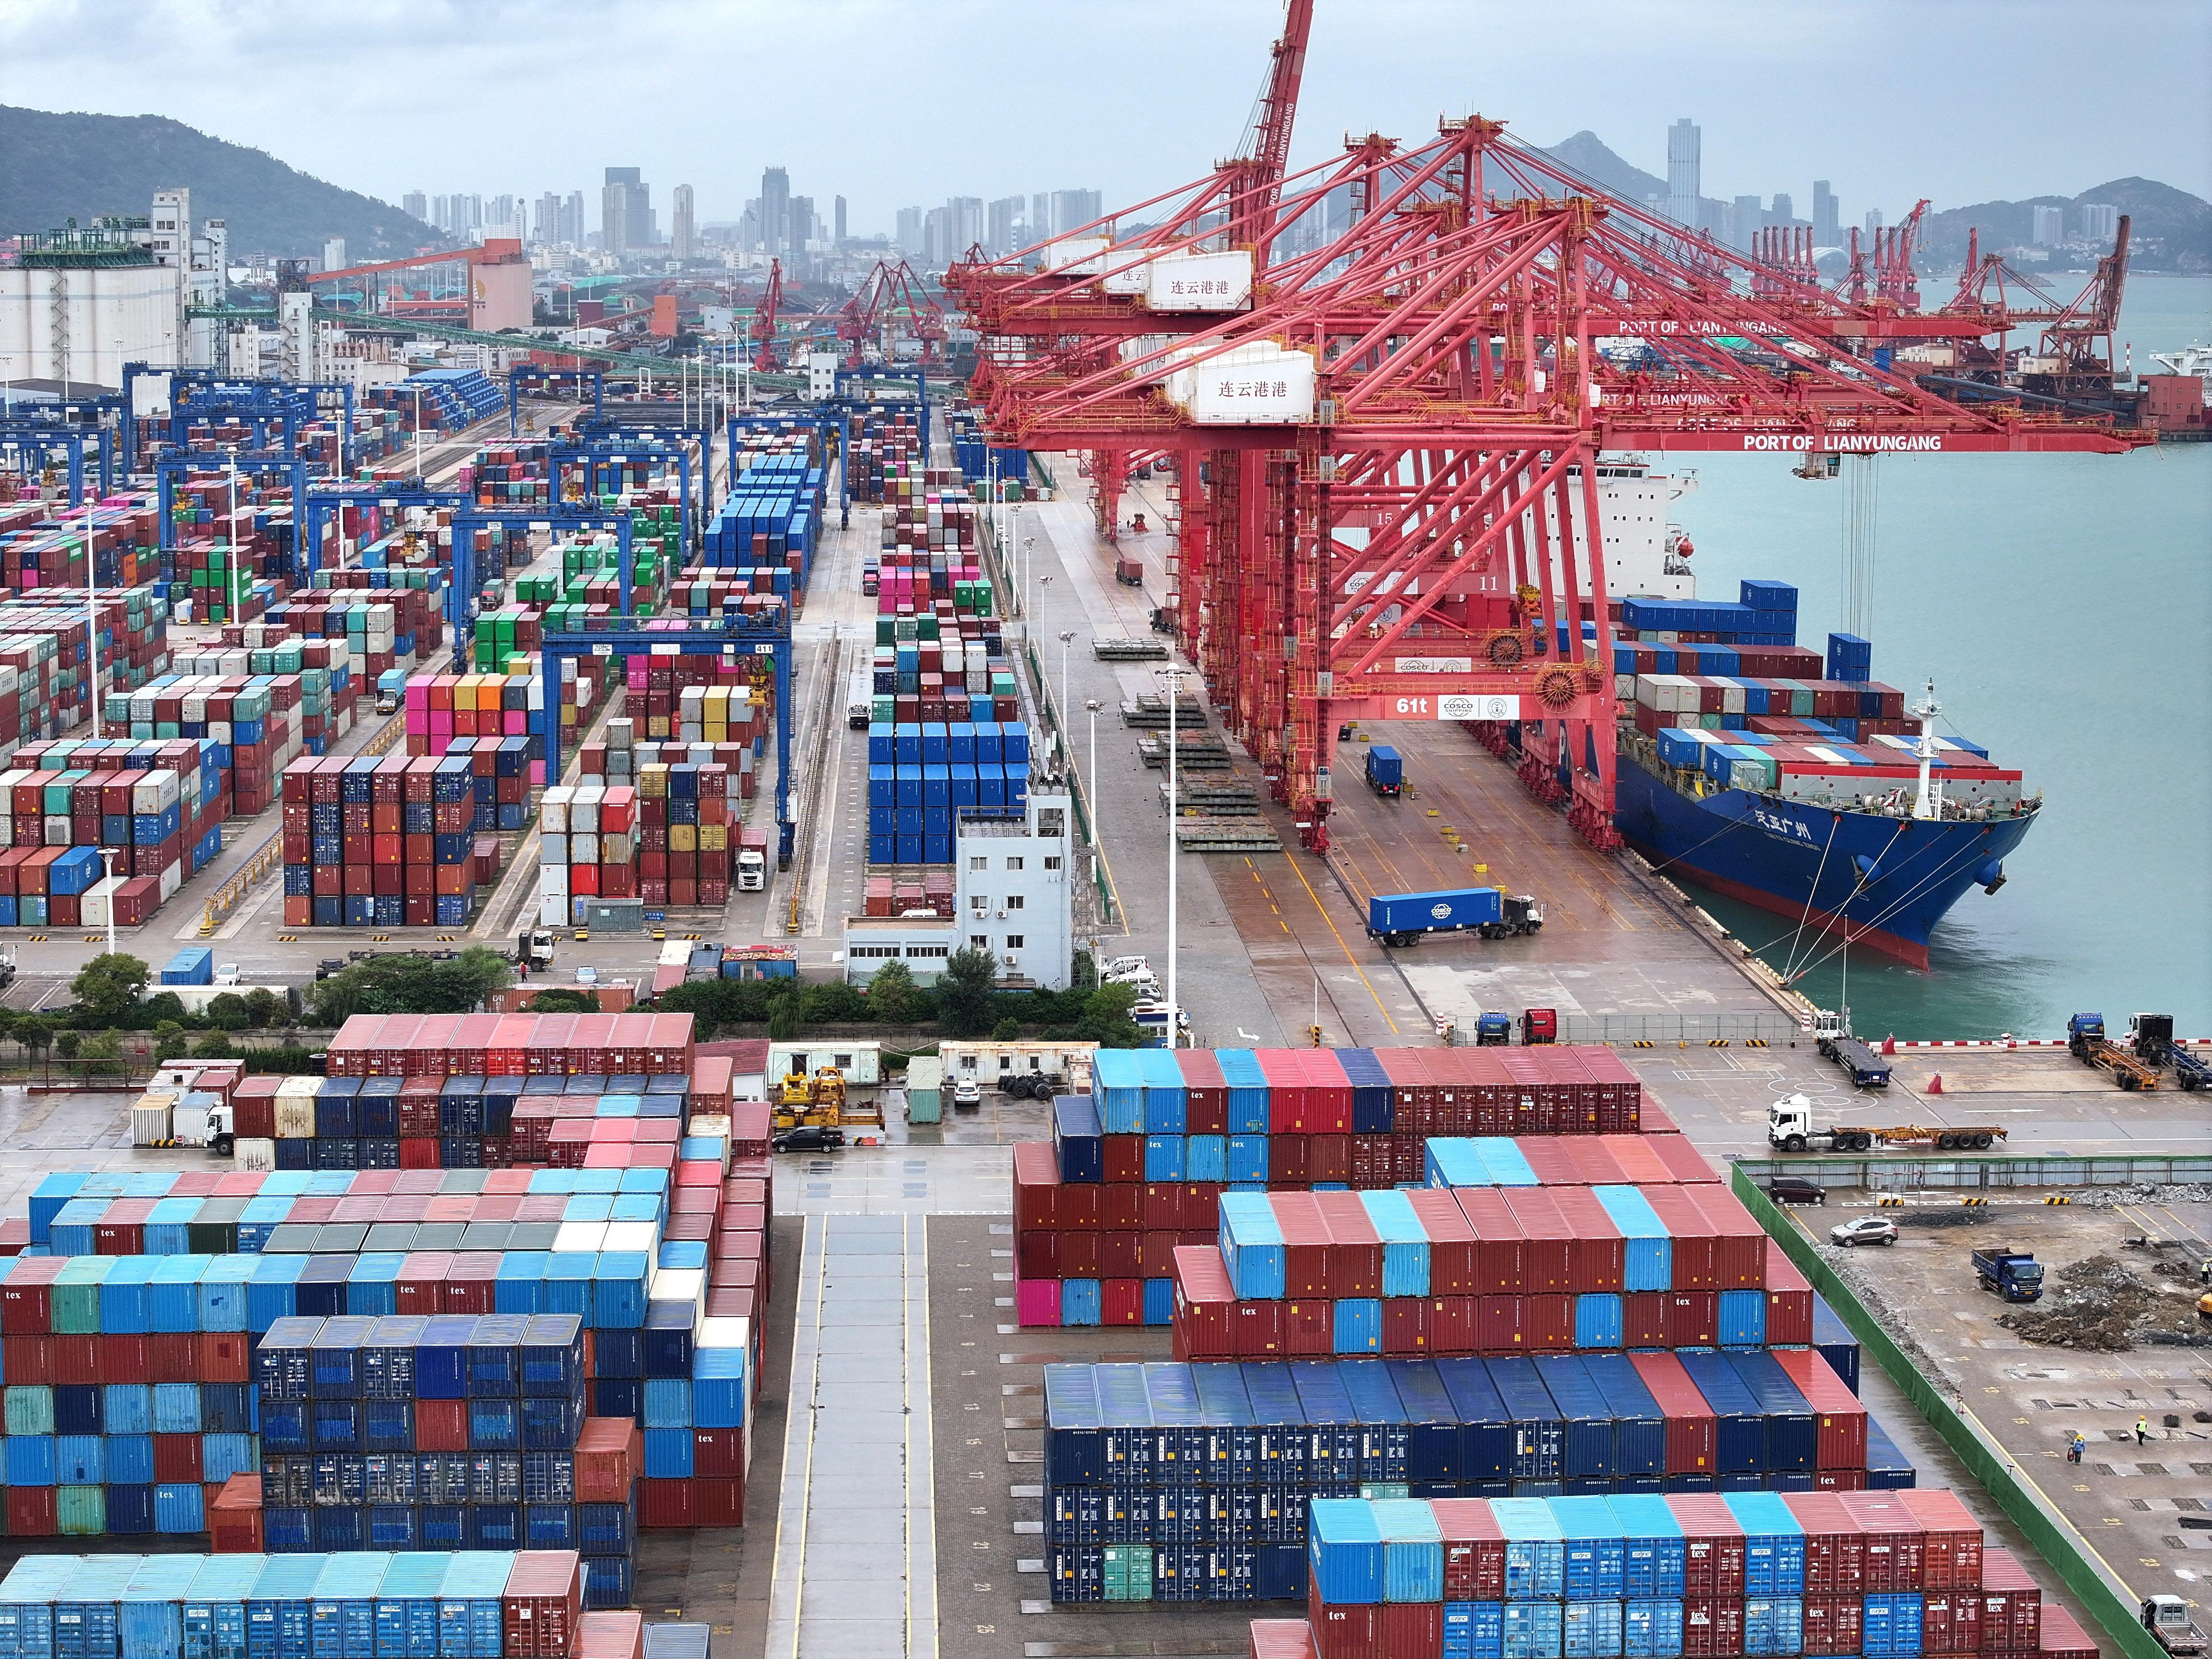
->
[1084,699,1101,849]
[1158,664,1188,1047]
[1056,629,1075,729]
[227,461,241,628]
[83,509,99,737]
[97,848,119,958]
[1021,534,1036,620]
[411,388,424,482]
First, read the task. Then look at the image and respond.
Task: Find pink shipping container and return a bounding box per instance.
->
[1015,1280,1060,1327]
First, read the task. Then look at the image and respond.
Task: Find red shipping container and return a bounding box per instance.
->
[1782,1492,1867,1593]
[1424,1295,1476,1356]
[3,1334,49,1381]
[1381,1297,1429,1356]
[2034,1606,2096,1659]
[1099,1183,1143,1233]
[1925,1591,1985,1656]
[1406,1190,1479,1294]
[1638,1355,1720,1474]
[503,1551,584,1657]
[1307,1593,1380,1659]
[102,1334,151,1384]
[1647,1184,1719,1288]
[693,1475,744,1529]
[1013,1142,1059,1232]
[1056,1232,1101,1279]
[1899,1487,1985,1589]
[1475,1295,1524,1353]
[1454,1190,1527,1293]
[396,1251,453,1315]
[1176,1048,1228,1135]
[1803,1595,1865,1656]
[1379,1604,1444,1656]
[1,1254,60,1333]
[1683,1183,1769,1288]
[1684,1596,1746,1658]
[199,1331,250,1382]
[1623,1291,1671,1347]
[416,1399,470,1451]
[1283,1299,1333,1357]
[1141,1184,1180,1231]
[1771,1348,1869,1471]
[1978,1548,2042,1654]
[445,1252,502,1314]
[1251,1621,1320,1659]
[8,1485,56,1538]
[150,1331,200,1383]
[52,1335,100,1384]
[1500,1189,1573,1292]
[208,1474,262,1553]
[1272,1193,1331,1297]
[1102,1134,1144,1184]
[1138,1230,1178,1278]
[1097,1232,1141,1280]
[576,1610,646,1659]
[1435,1496,1508,1599]
[1839,1492,1928,1590]
[637,1477,695,1530]
[1550,1187,1626,1291]
[575,1417,642,1501]
[1312,1190,1384,1297]
[1764,1254,1815,1346]
[1666,1290,1719,1347]
[1233,1296,1285,1357]
[1171,1246,1234,1357]
[1102,1278,1144,1326]
[154,1432,204,1483]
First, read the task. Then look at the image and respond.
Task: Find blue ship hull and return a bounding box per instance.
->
[1613,759,2036,968]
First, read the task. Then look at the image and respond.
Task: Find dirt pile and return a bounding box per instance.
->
[1998,1254,2209,1351]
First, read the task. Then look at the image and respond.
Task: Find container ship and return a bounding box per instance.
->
[1550,463,2035,970]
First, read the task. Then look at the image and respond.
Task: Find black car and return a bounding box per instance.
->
[1766,1176,1828,1206]
[772,1126,846,1153]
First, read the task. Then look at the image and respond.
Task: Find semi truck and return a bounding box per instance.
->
[1971,1248,2045,1302]
[736,827,771,893]
[1367,887,1543,946]
[1767,1094,2010,1153]
[847,672,876,730]
[1810,1010,1892,1087]
[1364,746,1403,798]
[2130,1013,2211,1091]
[2068,1013,2161,1090]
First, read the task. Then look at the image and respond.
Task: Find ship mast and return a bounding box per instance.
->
[1912,680,1943,820]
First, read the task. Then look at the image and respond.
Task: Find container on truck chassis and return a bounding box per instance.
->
[1363,744,1403,797]
[736,826,771,892]
[847,672,875,730]
[1767,1093,2009,1153]
[1366,886,1542,946]
[2126,1013,2210,1089]
[1972,1248,2045,1301]
[2068,1012,2162,1090]
[1810,1009,1892,1086]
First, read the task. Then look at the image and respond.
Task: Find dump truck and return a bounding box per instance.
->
[1474,1012,1513,1046]
[2069,1013,2161,1091]
[1810,1010,1892,1087]
[1971,1248,2045,1302]
[1367,887,1543,946]
[1767,1094,2010,1153]
[1364,746,1404,798]
[2142,1596,2207,1657]
[2131,1014,2212,1091]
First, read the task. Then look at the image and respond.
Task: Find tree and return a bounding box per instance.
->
[522,989,599,1013]
[192,1030,236,1059]
[765,993,803,1041]
[12,1014,52,1058]
[151,1021,190,1062]
[140,992,187,1027]
[936,948,1002,1039]
[865,960,923,1026]
[78,1029,125,1077]
[242,989,285,1028]
[54,1031,81,1060]
[991,1016,1024,1042]
[71,953,150,1020]
[310,947,512,1024]
[1066,981,1147,1049]
[205,993,253,1031]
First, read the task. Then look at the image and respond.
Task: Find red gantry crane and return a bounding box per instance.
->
[949,46,2144,859]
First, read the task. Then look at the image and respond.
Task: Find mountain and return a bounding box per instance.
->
[1543,131,1670,207]
[0,104,448,262]
[1917,177,2211,272]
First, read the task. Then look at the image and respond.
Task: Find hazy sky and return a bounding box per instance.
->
[4,0,2206,235]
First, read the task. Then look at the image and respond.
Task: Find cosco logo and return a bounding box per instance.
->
[1430,904,1452,920]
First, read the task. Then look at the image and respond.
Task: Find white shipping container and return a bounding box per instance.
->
[274,1097,316,1139]
[1144,249,1254,313]
[541,787,572,833]
[132,1104,175,1147]
[235,1137,276,1171]
[553,1220,608,1254]
[541,834,568,865]
[604,1221,657,1254]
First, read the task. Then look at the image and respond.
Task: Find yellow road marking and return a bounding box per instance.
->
[1278,846,1400,1036]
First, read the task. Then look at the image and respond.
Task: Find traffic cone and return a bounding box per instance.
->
[1928,1074,1944,1094]
[1882,1035,1896,1056]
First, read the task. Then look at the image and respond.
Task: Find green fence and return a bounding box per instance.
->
[1730,1166,2162,1659]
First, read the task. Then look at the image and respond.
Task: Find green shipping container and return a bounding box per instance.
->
[1102,1545,1153,1602]
[51,1257,112,1333]
[4,1385,54,1436]
[57,1485,106,1536]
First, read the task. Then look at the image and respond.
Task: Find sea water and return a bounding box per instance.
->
[1666,274,2212,1039]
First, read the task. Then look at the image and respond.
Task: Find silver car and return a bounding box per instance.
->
[1829,1215,1899,1247]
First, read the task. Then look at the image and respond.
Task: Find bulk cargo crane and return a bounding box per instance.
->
[950,72,2144,856]
[838,260,949,371]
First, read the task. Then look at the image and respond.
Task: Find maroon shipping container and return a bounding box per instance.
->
[1283,1300,1333,1357]
[1102,1134,1144,1184]
[1271,1134,1311,1187]
[1784,1492,1867,1593]
[1057,1232,1101,1279]
[1636,1354,1720,1475]
[1771,1348,1869,1471]
[1405,1190,1480,1294]
[637,1477,694,1530]
[1139,1230,1178,1278]
[1097,1232,1140,1280]
[1,1254,61,1333]
[1013,1142,1059,1232]
[1312,1190,1384,1297]
[1016,1231,1058,1279]
[1426,1295,1477,1355]
[1058,1183,1101,1232]
[1304,1133,1350,1187]
[1839,1492,1928,1590]
[1646,1184,1719,1288]
[1623,1291,1671,1347]
[1550,1188,1626,1291]
[1175,1048,1228,1135]
[1100,1184,1142,1233]
[1307,1592,1382,1659]
[1684,1183,1769,1288]
[155,1432,203,1484]
[1978,1548,2043,1654]
[1171,1246,1234,1358]
[1381,1297,1428,1356]
[503,1550,585,1659]
[1454,1189,1528,1293]
[1814,1469,1868,1493]
[1803,1594,1865,1656]
[150,1332,199,1383]
[1899,1487,1985,1589]
[1764,1254,1815,1345]
[1233,1295,1285,1357]
[1142,1184,1180,1231]
[1925,1590,1985,1656]
[1666,1290,1720,1347]
[1670,1494,1748,1596]
[8,1487,56,1538]
[2034,1605,2096,1659]
[1475,1295,1524,1353]
[446,1252,501,1314]
[53,1336,100,1384]
[1435,1497,1508,1599]
[416,1400,469,1451]
[691,1428,746,1477]
[103,1335,150,1384]
[1499,1189,1573,1292]
[1102,1279,1144,1327]
[1272,1193,1331,1297]
[1684,1596,1747,1658]
[574,1417,641,1503]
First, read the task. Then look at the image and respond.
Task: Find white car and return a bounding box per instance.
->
[951,1075,983,1109]
[1829,1216,1899,1248]
[1098,956,1152,980]
[573,966,599,987]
